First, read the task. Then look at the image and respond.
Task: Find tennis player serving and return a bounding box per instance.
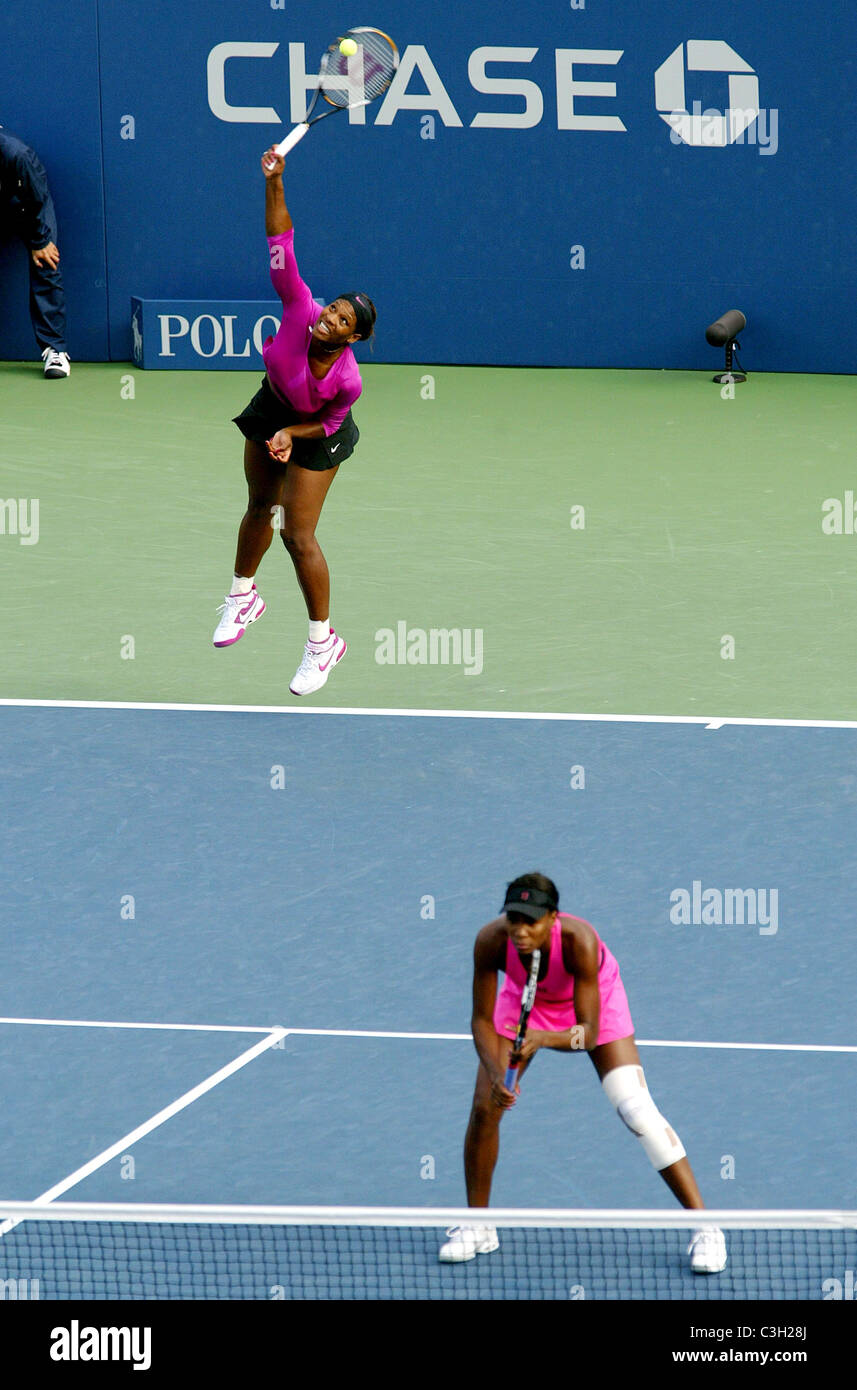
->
[439,873,727,1274]
[213,149,376,696]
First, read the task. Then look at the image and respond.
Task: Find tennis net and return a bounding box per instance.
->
[0,1203,854,1300]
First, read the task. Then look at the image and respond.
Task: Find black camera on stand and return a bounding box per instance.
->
[706,310,748,384]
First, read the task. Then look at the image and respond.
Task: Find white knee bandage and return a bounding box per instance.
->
[601,1064,686,1171]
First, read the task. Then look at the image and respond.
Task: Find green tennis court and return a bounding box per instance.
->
[1,361,854,718]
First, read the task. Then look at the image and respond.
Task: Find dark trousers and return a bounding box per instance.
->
[0,195,67,352]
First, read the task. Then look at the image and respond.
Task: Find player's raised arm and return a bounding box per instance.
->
[262,150,292,233]
[261,154,317,319]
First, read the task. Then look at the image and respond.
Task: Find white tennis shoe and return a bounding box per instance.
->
[289,631,346,696]
[688,1225,727,1273]
[438,1225,499,1263]
[213,586,266,647]
[42,348,71,378]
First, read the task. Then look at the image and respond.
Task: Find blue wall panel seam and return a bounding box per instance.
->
[93,0,113,361]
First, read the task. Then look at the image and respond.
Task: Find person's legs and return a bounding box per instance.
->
[234,439,288,580]
[26,198,67,355]
[276,460,348,694]
[590,1035,704,1206]
[213,439,284,646]
[463,1035,536,1205]
[592,1036,726,1271]
[278,460,340,621]
[464,1061,506,1208]
[439,1035,530,1262]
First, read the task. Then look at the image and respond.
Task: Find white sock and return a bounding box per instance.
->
[309,619,331,645]
[231,574,254,596]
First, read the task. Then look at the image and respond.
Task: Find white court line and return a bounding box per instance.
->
[0,1015,270,1035]
[0,697,854,730]
[1,1016,855,1052]
[0,1026,286,1236]
[275,1028,857,1054]
[636,1039,857,1054]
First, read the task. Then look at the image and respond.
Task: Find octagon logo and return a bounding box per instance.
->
[655,40,760,146]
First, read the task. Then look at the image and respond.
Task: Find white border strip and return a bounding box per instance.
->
[0,1201,854,1231]
[1,1017,855,1052]
[0,1027,286,1236]
[0,698,854,730]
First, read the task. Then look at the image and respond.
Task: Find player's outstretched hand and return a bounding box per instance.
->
[266,429,293,463]
[262,148,285,179]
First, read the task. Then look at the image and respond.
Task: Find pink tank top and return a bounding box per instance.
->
[493,913,617,1037]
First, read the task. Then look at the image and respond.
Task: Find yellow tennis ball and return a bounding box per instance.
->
[339,38,358,57]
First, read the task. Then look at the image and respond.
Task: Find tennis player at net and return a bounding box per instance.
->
[213,148,376,696]
[440,873,727,1274]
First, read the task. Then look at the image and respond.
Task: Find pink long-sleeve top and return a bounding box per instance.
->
[262,229,362,437]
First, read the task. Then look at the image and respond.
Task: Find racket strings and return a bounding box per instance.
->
[325,29,398,107]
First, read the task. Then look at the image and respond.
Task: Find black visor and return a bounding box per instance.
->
[502,884,558,922]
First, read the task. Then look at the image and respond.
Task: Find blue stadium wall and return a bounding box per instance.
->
[0,0,854,372]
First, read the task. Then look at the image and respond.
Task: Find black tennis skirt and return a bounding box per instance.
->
[233,375,359,472]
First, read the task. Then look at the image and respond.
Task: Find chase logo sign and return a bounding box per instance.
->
[654,40,760,146]
[207,38,766,146]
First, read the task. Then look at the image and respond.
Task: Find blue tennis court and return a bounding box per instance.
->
[0,704,853,1235]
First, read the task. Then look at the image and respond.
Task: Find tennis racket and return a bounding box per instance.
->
[264,27,399,166]
[504,948,541,1092]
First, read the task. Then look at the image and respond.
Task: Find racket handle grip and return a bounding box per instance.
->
[504,1064,518,1090]
[268,124,310,163]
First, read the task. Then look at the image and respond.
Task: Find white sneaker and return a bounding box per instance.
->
[289,631,346,696]
[438,1225,499,1263]
[213,587,266,647]
[42,348,71,378]
[688,1225,727,1273]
